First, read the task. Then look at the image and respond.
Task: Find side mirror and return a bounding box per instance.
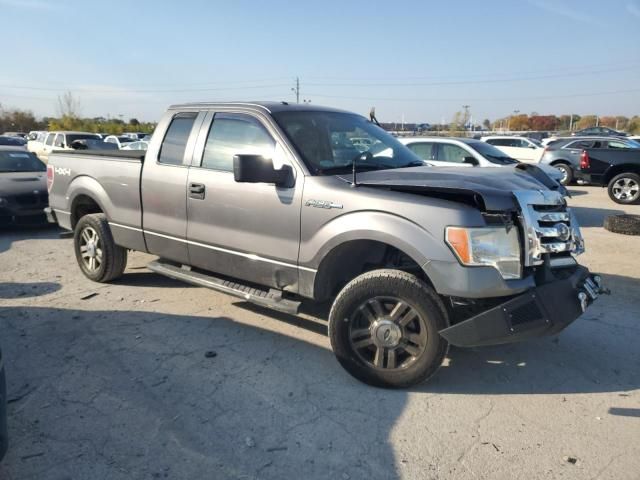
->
[463,156,479,166]
[233,154,293,188]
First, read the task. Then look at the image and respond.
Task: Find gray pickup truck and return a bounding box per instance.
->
[46,102,606,388]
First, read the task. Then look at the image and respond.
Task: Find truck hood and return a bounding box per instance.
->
[343,164,566,211]
[0,172,47,196]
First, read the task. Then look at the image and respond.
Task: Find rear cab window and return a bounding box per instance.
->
[158,113,198,165]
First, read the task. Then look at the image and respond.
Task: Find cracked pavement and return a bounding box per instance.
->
[0,186,639,479]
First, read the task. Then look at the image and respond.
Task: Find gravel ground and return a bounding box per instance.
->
[0,186,638,480]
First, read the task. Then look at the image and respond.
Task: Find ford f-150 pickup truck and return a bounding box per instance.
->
[45,102,606,388]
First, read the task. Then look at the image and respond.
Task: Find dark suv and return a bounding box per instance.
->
[539,137,640,185]
[572,126,627,137]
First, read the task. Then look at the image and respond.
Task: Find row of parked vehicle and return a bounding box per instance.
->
[21,131,150,162]
[390,131,640,204]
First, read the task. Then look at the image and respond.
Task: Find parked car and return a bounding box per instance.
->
[0,147,48,225]
[45,102,606,388]
[122,132,147,140]
[104,135,136,149]
[520,131,550,142]
[0,345,6,462]
[572,126,628,137]
[120,140,149,150]
[2,131,26,138]
[0,135,26,148]
[27,131,48,156]
[480,136,544,163]
[398,137,563,182]
[69,139,119,150]
[576,143,640,204]
[539,136,640,185]
[40,132,102,163]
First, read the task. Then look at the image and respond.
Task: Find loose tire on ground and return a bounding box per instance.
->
[553,163,573,185]
[603,214,640,236]
[607,172,640,205]
[73,213,127,282]
[328,269,449,388]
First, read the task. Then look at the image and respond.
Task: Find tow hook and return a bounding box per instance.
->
[578,275,610,313]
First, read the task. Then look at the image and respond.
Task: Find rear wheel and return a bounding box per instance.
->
[74,213,127,282]
[553,163,573,185]
[608,173,640,204]
[328,269,449,388]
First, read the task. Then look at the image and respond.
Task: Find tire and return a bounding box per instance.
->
[73,213,127,282]
[328,269,449,388]
[604,214,640,235]
[607,173,640,204]
[553,163,573,185]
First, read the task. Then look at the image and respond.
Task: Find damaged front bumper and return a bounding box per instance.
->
[439,266,607,347]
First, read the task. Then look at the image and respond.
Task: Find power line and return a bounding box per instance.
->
[0,83,291,94]
[303,87,640,103]
[303,65,640,88]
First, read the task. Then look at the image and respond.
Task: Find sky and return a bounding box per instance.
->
[1,0,640,124]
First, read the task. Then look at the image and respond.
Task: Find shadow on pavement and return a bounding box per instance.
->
[570,206,626,227]
[0,306,404,480]
[608,407,640,418]
[0,282,61,299]
[566,189,589,196]
[0,225,61,254]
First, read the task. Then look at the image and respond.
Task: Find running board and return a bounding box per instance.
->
[147,260,301,315]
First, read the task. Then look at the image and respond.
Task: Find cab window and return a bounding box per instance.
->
[158,112,197,165]
[200,113,275,172]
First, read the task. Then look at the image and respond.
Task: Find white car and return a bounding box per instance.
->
[104,135,136,149]
[40,131,101,162]
[120,140,149,150]
[398,137,564,183]
[480,136,544,163]
[26,131,48,156]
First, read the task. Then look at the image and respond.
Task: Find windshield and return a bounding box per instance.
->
[272,111,424,174]
[627,139,640,148]
[0,150,46,172]
[468,141,519,165]
[0,136,26,146]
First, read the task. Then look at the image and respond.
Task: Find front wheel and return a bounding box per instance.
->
[328,269,449,388]
[608,173,640,204]
[74,213,127,282]
[553,163,573,185]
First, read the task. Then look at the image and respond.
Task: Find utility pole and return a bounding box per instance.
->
[569,114,574,131]
[462,105,470,131]
[291,77,300,104]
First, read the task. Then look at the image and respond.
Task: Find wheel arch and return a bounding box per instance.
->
[67,176,112,229]
[605,164,640,184]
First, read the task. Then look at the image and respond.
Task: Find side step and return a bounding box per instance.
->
[147,260,301,315]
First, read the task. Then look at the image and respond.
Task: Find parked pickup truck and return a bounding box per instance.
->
[46,102,606,388]
[575,146,640,204]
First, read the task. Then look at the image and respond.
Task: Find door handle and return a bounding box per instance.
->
[189,183,205,199]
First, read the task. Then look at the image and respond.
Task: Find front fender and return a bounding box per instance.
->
[300,210,454,270]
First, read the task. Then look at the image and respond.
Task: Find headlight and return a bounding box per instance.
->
[445,226,522,279]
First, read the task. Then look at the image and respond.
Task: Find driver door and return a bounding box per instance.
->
[186,112,303,290]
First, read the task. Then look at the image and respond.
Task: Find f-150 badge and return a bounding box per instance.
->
[305,199,343,209]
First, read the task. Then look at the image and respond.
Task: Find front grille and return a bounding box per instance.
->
[514,190,584,266]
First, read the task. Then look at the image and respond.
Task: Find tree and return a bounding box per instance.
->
[57,91,81,118]
[529,115,559,131]
[576,115,597,130]
[482,119,491,130]
[509,114,530,131]
[129,118,140,126]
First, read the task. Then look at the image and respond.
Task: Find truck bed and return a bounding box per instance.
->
[47,150,146,250]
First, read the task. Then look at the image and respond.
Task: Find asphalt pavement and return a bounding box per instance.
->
[0,186,638,480]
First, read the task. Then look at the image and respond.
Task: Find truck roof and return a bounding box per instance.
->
[167,101,353,115]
